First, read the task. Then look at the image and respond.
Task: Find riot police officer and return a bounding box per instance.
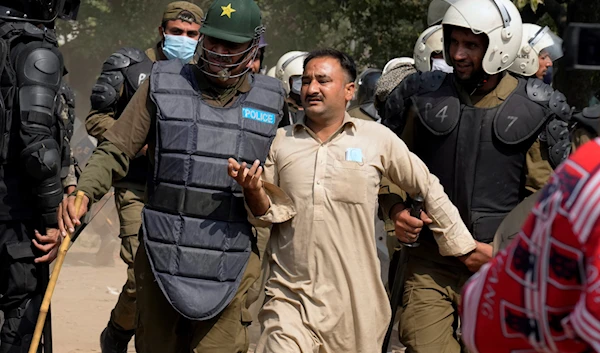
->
[275,50,308,125]
[348,68,382,122]
[249,33,268,74]
[85,2,204,352]
[0,0,78,351]
[492,24,567,255]
[413,25,454,74]
[509,24,564,80]
[379,0,571,351]
[58,0,287,351]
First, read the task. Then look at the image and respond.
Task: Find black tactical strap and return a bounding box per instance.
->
[26,110,54,126]
[0,21,57,43]
[149,183,248,222]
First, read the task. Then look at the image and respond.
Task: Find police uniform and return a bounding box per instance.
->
[84,3,204,349]
[380,71,571,352]
[73,0,286,351]
[0,1,77,351]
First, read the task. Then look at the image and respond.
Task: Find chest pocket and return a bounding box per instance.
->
[328,159,367,204]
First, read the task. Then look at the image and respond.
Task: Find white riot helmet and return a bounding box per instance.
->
[413,25,444,72]
[275,51,308,95]
[382,57,415,75]
[432,0,524,75]
[508,24,563,77]
[266,66,276,78]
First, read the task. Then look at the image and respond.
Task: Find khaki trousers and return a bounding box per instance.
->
[399,254,471,353]
[246,226,271,308]
[110,187,144,332]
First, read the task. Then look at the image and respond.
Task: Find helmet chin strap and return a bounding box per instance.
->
[471,72,490,95]
[457,69,490,96]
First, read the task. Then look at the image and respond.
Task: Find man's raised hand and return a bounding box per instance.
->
[228,158,263,191]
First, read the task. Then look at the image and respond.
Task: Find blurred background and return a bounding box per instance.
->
[57,0,599,131]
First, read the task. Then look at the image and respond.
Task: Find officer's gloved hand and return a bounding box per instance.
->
[381,85,410,135]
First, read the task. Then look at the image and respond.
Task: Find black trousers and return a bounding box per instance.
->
[0,221,46,353]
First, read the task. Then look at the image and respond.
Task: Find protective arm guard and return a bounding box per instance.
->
[89,69,123,112]
[17,45,64,227]
[88,47,151,138]
[526,78,573,168]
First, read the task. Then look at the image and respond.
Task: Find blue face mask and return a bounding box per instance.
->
[162,34,198,64]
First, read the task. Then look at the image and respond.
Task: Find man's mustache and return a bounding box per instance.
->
[305,94,324,101]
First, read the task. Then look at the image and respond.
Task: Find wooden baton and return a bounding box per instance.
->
[28,191,85,353]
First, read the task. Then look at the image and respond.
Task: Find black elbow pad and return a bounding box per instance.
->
[21,139,61,180]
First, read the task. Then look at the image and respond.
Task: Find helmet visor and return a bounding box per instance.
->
[430,0,487,34]
[428,0,453,26]
[530,26,564,61]
[432,0,512,34]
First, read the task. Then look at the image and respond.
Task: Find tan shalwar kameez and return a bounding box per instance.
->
[250,113,477,353]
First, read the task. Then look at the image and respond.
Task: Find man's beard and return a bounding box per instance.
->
[455,67,488,94]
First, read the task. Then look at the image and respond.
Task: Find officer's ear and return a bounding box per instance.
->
[344,81,355,103]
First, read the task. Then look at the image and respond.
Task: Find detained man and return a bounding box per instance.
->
[227,49,482,353]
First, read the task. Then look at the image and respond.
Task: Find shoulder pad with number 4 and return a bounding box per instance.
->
[382,71,447,133]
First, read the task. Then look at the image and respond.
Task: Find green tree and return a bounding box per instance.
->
[259,0,429,70]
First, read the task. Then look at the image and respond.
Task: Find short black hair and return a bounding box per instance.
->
[303,48,357,83]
